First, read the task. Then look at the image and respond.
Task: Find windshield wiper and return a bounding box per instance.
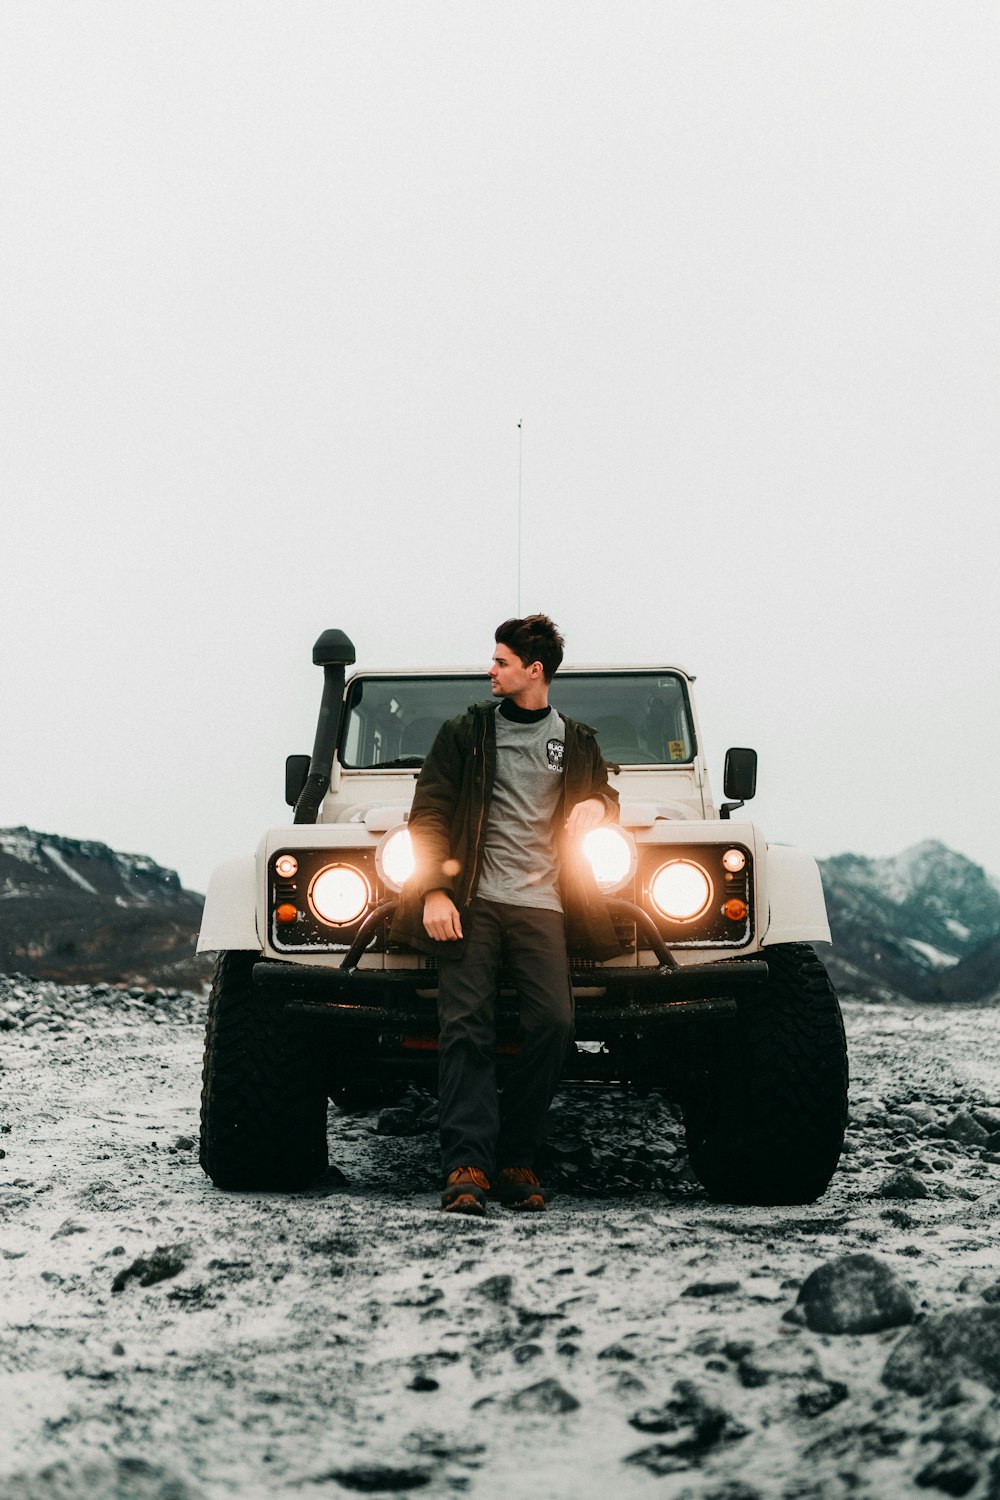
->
[368,755,425,769]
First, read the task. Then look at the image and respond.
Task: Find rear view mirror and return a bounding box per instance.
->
[721,748,757,820]
[724,747,757,801]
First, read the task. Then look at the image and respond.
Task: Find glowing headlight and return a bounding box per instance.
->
[721,847,746,873]
[582,827,637,892]
[309,864,370,926]
[376,826,415,891]
[649,860,713,922]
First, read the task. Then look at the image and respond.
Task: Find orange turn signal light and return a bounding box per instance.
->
[722,898,748,922]
[275,903,298,924]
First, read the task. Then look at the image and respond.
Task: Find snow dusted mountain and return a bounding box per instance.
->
[820,839,1000,1004]
[0,827,209,986]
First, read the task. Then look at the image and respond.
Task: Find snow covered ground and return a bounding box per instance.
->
[3,983,1000,1498]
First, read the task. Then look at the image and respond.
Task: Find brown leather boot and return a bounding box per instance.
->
[492,1167,545,1210]
[441,1166,490,1215]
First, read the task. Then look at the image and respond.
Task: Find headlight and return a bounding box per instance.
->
[376,826,415,891]
[308,864,370,925]
[582,827,637,893]
[649,859,713,922]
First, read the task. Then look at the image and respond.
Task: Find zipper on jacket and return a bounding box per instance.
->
[464,712,490,906]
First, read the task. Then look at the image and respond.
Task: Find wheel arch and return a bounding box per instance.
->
[759,844,831,947]
[197,855,260,953]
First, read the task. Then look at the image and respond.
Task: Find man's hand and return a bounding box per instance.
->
[423,889,464,942]
[565,796,605,837]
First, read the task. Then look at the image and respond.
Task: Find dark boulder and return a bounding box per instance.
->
[883,1307,1000,1396]
[797,1253,915,1334]
[945,1113,990,1148]
[880,1167,931,1199]
[375,1107,418,1136]
[504,1378,580,1414]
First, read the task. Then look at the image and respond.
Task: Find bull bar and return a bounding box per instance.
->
[252,954,769,1040]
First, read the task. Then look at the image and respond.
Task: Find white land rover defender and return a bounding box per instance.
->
[198,628,848,1205]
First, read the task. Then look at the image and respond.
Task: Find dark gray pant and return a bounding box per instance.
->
[436,898,575,1179]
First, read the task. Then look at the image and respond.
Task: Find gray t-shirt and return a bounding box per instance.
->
[476,706,565,911]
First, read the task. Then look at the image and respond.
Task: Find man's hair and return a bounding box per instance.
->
[494,615,565,683]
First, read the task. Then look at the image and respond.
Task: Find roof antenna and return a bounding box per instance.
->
[517,418,523,614]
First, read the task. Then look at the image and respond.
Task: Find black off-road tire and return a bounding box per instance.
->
[682,943,848,1205]
[199,950,329,1190]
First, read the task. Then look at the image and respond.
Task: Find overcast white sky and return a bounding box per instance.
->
[1,3,998,894]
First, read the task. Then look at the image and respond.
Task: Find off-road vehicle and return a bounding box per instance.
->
[198,628,847,1204]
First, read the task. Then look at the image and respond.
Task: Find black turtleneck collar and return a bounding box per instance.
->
[499,700,552,725]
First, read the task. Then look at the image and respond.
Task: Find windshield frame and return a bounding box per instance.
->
[337,669,698,771]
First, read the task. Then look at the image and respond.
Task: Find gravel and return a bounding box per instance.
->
[3,987,1000,1497]
[0,972,206,1034]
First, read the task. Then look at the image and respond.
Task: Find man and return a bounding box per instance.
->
[390,615,622,1215]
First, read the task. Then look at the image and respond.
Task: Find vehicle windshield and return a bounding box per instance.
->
[339,672,695,768]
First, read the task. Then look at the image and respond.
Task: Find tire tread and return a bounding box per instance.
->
[199,951,328,1190]
[683,943,848,1205]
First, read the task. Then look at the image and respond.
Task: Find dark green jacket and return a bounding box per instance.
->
[389,701,623,961]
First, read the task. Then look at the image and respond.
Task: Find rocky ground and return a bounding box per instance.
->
[4,975,1000,1498]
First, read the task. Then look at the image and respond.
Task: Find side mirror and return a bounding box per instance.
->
[721,747,757,820]
[724,747,757,802]
[285,754,311,808]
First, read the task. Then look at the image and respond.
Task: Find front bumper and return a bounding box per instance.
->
[252,956,769,1040]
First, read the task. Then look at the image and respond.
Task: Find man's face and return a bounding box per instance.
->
[488,641,540,698]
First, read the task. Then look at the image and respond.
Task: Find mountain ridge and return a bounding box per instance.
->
[819,838,1000,1004]
[0,826,208,986]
